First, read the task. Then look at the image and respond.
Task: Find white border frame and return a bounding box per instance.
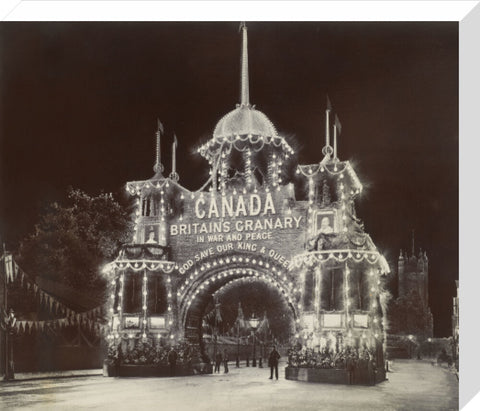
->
[1,1,477,408]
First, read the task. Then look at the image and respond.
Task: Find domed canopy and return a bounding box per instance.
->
[213,105,277,140]
[198,23,293,162]
[198,105,293,161]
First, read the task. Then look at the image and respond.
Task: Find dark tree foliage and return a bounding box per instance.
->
[388,289,433,339]
[16,188,133,292]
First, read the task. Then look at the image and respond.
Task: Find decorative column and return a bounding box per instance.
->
[220,152,228,192]
[344,263,351,343]
[142,270,148,339]
[314,265,321,326]
[244,148,252,187]
[338,173,348,232]
[308,176,314,205]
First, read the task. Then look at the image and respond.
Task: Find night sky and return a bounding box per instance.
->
[0,22,458,336]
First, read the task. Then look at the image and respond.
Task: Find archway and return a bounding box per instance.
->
[176,252,300,354]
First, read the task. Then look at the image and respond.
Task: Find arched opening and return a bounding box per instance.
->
[178,255,299,361]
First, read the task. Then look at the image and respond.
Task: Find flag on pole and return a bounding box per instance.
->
[257,311,270,334]
[215,301,222,323]
[157,119,164,135]
[335,114,342,135]
[4,254,13,282]
[13,261,19,280]
[234,302,247,331]
[326,94,332,111]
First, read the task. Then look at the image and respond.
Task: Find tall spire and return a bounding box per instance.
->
[240,22,250,107]
[322,95,334,162]
[153,119,164,175]
[326,94,332,149]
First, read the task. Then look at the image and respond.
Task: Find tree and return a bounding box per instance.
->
[388,289,433,338]
[16,188,133,292]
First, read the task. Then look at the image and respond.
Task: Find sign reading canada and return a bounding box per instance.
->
[168,189,308,274]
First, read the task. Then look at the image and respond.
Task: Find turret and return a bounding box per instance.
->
[125,121,189,246]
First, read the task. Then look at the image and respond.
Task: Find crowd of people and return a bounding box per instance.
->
[111,339,382,383]
[286,345,380,384]
[109,339,200,368]
[287,345,378,375]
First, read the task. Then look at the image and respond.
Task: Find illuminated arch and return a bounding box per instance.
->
[176,252,301,336]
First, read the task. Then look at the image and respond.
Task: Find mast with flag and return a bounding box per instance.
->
[170,134,179,181]
[322,95,334,162]
[334,114,342,161]
[153,119,164,175]
[326,94,332,149]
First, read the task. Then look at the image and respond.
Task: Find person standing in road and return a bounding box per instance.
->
[215,351,222,373]
[268,346,281,380]
[223,349,229,373]
[346,353,356,385]
[168,346,178,377]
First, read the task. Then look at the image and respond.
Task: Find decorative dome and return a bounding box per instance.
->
[198,24,293,161]
[213,105,277,139]
[198,105,293,161]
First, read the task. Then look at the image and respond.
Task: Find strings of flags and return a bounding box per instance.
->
[12,316,109,335]
[1,253,106,335]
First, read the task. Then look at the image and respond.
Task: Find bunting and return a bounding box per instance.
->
[1,253,87,318]
[1,253,107,335]
[12,317,109,335]
[256,312,270,335]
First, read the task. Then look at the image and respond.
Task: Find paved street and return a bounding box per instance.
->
[0,360,458,411]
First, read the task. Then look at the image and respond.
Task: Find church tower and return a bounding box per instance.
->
[392,232,433,338]
[397,235,429,307]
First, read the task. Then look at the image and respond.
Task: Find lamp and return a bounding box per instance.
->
[249,314,260,367]
[4,309,16,381]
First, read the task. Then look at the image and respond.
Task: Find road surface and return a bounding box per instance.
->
[0,360,458,410]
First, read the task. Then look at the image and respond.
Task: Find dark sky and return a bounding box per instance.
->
[0,22,458,336]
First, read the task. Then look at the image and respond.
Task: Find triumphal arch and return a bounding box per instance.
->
[104,24,389,379]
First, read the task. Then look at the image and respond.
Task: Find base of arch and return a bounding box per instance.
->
[285,366,386,385]
[105,363,213,377]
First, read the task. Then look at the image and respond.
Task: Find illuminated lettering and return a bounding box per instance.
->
[249,194,261,216]
[236,195,247,216]
[221,196,234,217]
[195,197,206,219]
[208,199,219,218]
[284,216,293,228]
[294,216,302,228]
[274,218,283,229]
[263,192,276,215]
